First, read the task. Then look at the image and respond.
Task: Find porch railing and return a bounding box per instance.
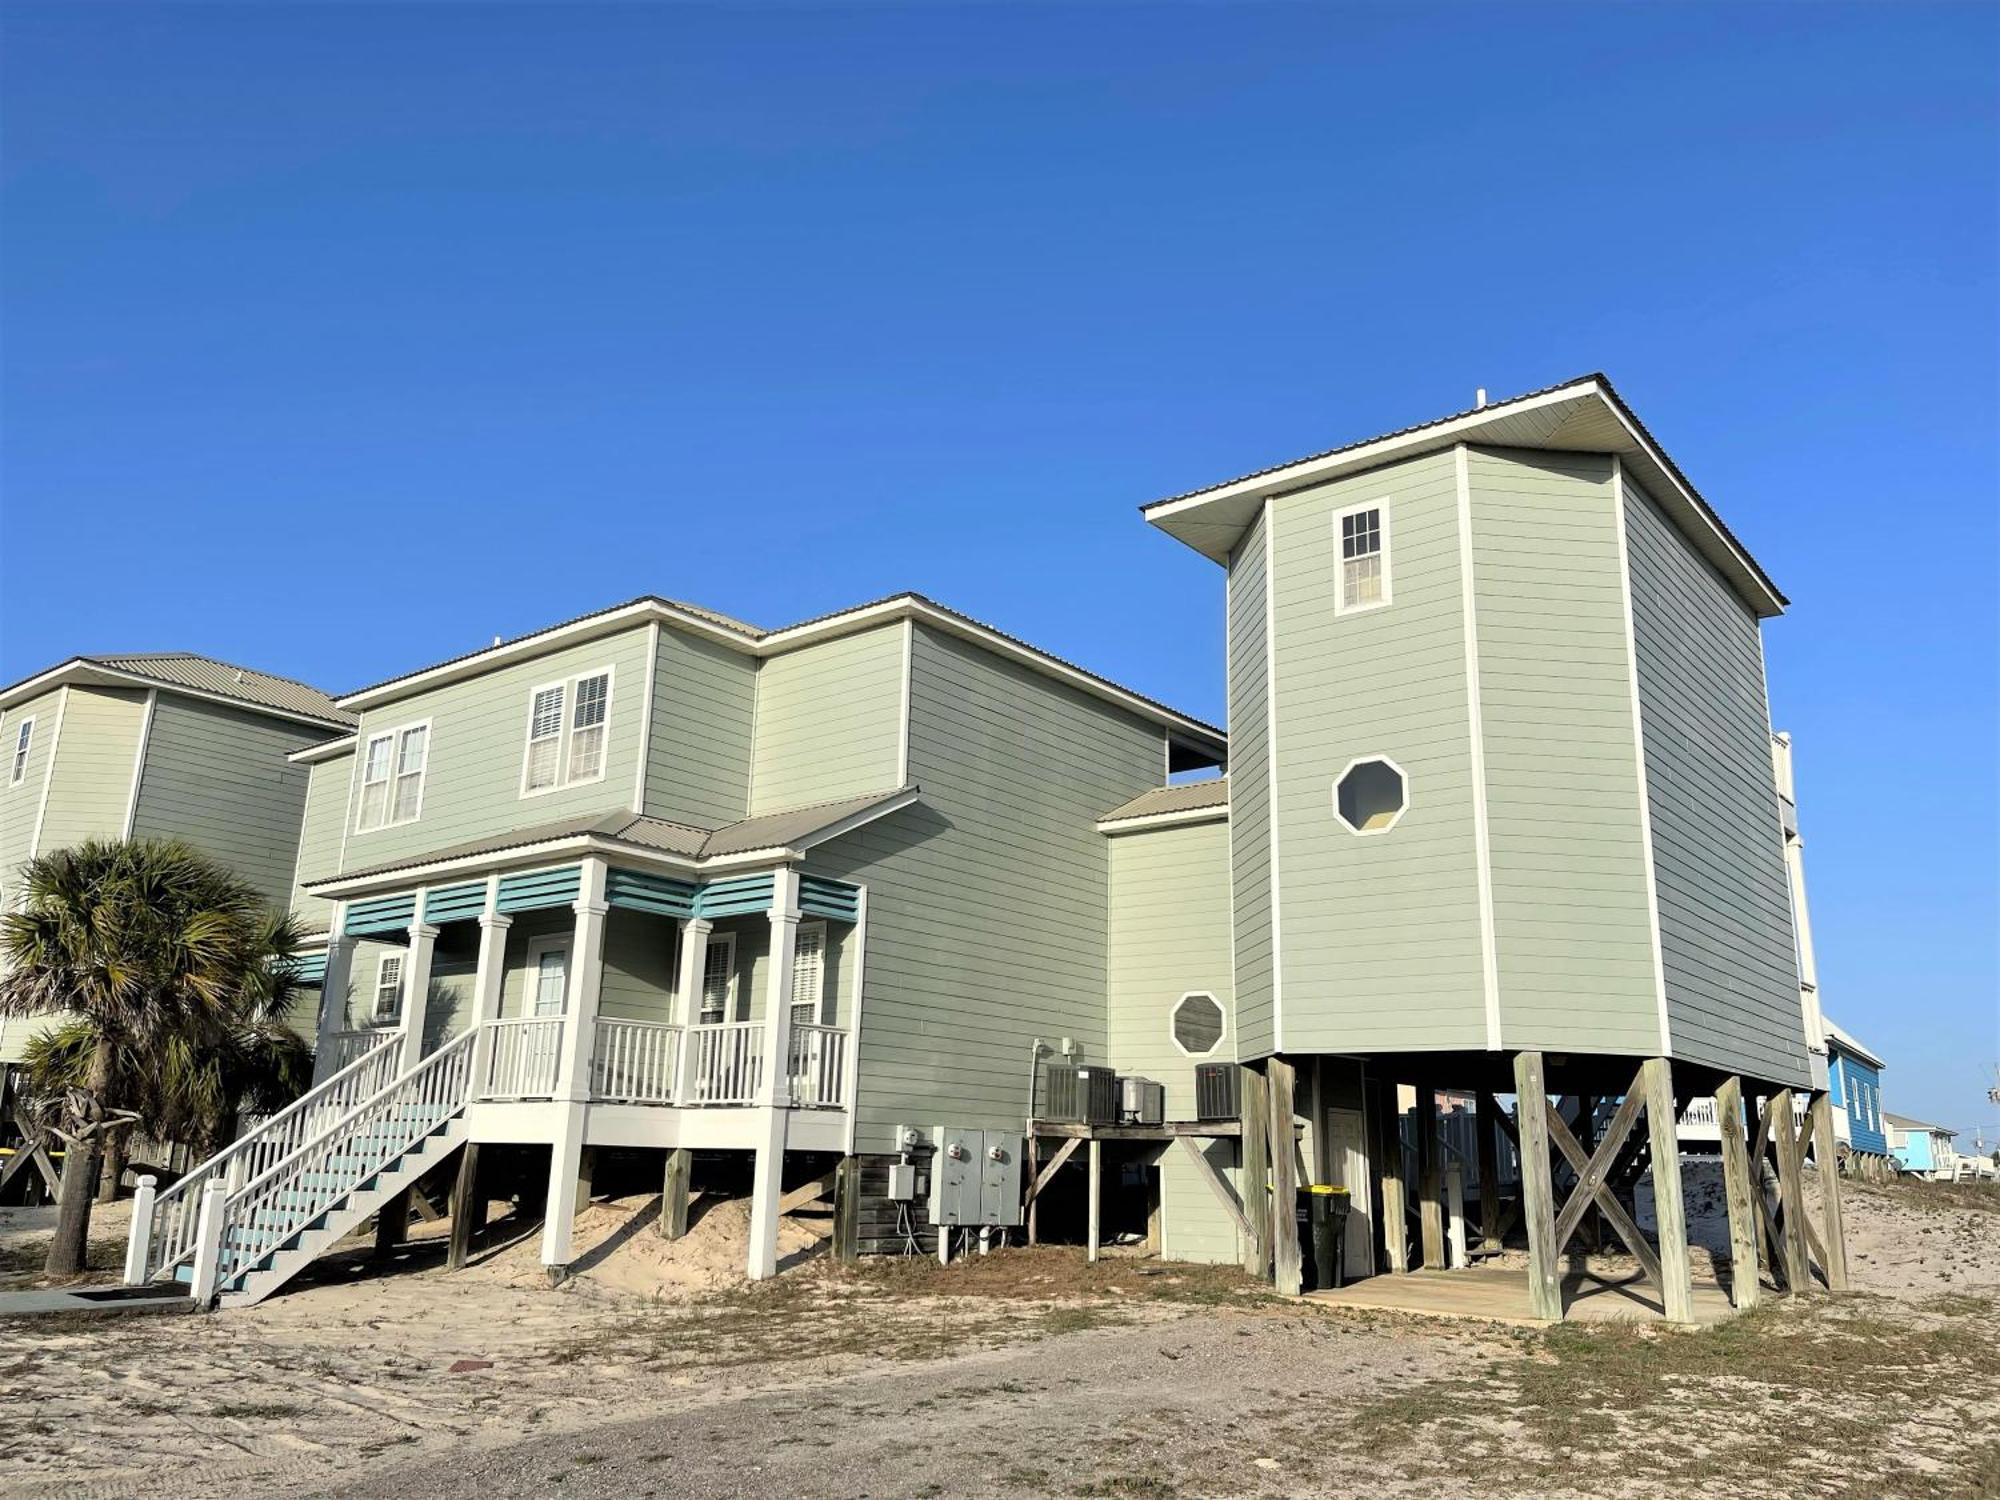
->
[688,1021,762,1105]
[323,1028,398,1076]
[787,1023,848,1109]
[482,1016,564,1099]
[591,1018,680,1104]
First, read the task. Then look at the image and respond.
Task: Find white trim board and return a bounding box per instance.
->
[120,689,159,838]
[1454,444,1504,1052]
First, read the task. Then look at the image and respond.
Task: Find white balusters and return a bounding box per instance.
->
[786,1024,848,1109]
[689,1021,763,1105]
[590,1018,680,1103]
[480,1017,565,1099]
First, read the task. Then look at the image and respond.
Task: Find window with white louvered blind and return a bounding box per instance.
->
[791,922,826,1026]
[699,933,737,1024]
[520,667,614,797]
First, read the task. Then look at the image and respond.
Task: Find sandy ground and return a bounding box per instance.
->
[1,1170,1995,1500]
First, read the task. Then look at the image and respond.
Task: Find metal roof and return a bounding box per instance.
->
[1098,777,1230,824]
[0,652,352,728]
[309,788,918,888]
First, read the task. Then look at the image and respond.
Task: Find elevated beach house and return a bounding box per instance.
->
[119,375,1844,1322]
[0,653,354,1068]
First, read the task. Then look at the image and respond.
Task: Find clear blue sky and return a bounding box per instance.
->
[3,4,1995,1139]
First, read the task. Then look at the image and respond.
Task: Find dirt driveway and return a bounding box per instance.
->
[2,1179,1995,1500]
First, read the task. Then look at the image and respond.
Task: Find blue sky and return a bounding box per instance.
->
[3,4,1995,1139]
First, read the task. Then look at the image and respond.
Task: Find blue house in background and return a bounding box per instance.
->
[1825,1018,1888,1160]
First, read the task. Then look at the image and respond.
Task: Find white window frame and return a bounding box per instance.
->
[518,665,616,799]
[790,920,828,1027]
[1169,990,1227,1059]
[525,936,572,1017]
[1331,753,1411,837]
[371,952,406,1024]
[353,718,431,834]
[698,931,738,1025]
[7,716,32,787]
[1331,498,1393,616]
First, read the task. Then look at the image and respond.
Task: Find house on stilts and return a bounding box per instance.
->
[108,374,1846,1321]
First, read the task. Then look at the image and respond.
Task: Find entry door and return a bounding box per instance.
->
[1329,1108,1373,1278]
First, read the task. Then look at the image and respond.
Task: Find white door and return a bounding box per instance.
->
[525,939,569,1093]
[1329,1108,1373,1279]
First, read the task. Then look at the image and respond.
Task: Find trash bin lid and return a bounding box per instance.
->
[1306,1183,1349,1195]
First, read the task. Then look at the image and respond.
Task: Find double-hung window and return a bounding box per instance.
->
[7,717,33,787]
[791,922,826,1027]
[1333,501,1391,614]
[699,934,737,1025]
[372,953,406,1024]
[356,722,429,832]
[521,668,613,795]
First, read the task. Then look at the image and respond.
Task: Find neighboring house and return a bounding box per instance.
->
[123,374,1838,1318]
[1825,1017,1888,1159]
[0,653,354,1063]
[1884,1113,1958,1179]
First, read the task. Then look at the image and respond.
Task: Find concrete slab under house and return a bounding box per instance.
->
[81,377,1848,1338]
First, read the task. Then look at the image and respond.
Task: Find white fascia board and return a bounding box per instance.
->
[0,659,351,732]
[305,834,697,899]
[333,600,753,711]
[1142,381,1785,619]
[1094,804,1230,835]
[290,734,359,764]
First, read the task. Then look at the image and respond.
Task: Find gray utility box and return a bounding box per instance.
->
[927,1127,1024,1228]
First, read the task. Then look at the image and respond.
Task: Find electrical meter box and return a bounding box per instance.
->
[926,1127,1024,1227]
[886,1162,918,1201]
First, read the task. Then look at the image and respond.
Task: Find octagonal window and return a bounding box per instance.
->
[1334,756,1408,835]
[1171,992,1226,1057]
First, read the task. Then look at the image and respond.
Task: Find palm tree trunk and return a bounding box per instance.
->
[44,1035,114,1276]
[97,1133,128,1204]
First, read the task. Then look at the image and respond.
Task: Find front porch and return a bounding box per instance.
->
[303,850,867,1281]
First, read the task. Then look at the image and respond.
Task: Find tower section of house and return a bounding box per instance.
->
[0,653,352,1061]
[1142,376,1837,1316]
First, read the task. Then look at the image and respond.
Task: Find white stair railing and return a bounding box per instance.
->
[689,1021,762,1105]
[208,1030,476,1297]
[132,1030,403,1285]
[480,1016,564,1099]
[787,1023,847,1109]
[591,1018,680,1103]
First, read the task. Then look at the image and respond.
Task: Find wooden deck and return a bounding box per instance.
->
[1304,1266,1739,1327]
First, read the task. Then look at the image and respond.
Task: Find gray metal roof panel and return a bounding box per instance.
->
[1098,777,1230,823]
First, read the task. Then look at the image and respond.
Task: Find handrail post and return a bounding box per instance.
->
[124,1175,158,1285]
[189,1179,228,1306]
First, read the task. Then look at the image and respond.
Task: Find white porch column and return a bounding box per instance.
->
[467,877,510,1100]
[312,927,356,1084]
[672,916,712,1104]
[747,867,800,1282]
[541,857,610,1272]
[399,902,440,1074]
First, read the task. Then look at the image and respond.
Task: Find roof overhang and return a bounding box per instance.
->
[1095,803,1230,835]
[290,733,358,764]
[1140,376,1787,620]
[334,594,1225,757]
[302,787,922,899]
[0,658,352,731]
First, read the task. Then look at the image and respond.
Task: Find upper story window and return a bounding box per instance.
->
[356,721,430,832]
[521,668,614,796]
[7,717,33,786]
[372,952,405,1023]
[1333,500,1391,615]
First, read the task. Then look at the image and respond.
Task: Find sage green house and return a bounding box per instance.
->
[0,653,352,1062]
[1126,374,1831,1318]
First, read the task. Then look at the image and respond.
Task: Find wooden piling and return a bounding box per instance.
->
[832,1155,860,1265]
[446,1143,482,1271]
[1415,1082,1443,1270]
[1808,1093,1850,1291]
[1714,1076,1761,1309]
[1475,1092,1502,1252]
[1512,1051,1562,1321]
[1267,1058,1302,1296]
[1639,1058,1694,1324]
[1771,1089,1812,1294]
[1240,1064,1272,1278]
[661,1147,692,1241]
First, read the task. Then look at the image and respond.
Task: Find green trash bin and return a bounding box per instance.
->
[1299,1184,1351,1291]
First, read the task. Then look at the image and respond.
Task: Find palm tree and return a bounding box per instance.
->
[0,839,302,1275]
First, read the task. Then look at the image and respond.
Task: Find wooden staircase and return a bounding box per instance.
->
[131,1030,476,1308]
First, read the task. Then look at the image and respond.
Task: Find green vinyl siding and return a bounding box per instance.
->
[1468,447,1660,1055]
[748,624,904,815]
[36,686,148,849]
[1227,507,1275,1058]
[341,626,652,868]
[1106,818,1235,1119]
[597,908,680,1025]
[291,753,352,930]
[1159,1138,1244,1265]
[1269,448,1488,1054]
[646,624,756,827]
[0,688,65,901]
[128,694,319,911]
[1624,472,1808,1086]
[806,623,1164,1154]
